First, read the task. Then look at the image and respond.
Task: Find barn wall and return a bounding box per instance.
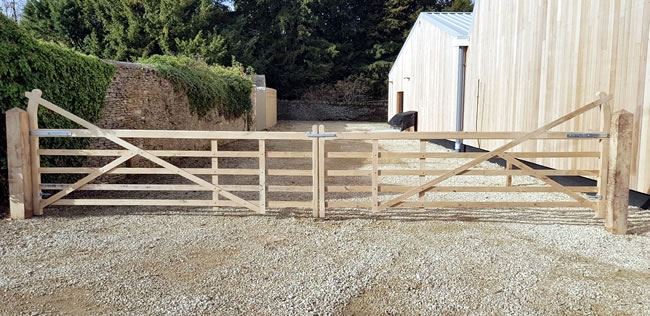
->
[388,16,461,132]
[463,0,650,193]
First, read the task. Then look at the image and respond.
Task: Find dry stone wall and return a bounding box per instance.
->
[93,62,247,152]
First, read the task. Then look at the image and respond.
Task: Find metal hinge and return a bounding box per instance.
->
[306,131,337,138]
[566,132,608,139]
[31,130,73,137]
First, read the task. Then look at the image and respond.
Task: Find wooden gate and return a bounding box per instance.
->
[6,90,633,234]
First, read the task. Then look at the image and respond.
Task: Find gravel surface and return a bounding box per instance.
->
[1,121,649,315]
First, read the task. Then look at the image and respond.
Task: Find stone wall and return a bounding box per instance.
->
[94,62,247,152]
[278,100,387,122]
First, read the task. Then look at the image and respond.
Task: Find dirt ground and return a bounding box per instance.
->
[1,121,649,315]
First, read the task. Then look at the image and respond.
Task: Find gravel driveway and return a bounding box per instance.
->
[1,121,649,315]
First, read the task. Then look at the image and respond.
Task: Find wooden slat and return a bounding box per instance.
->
[326,201,591,209]
[267,151,311,158]
[324,169,599,177]
[267,169,312,176]
[259,140,266,213]
[379,151,601,159]
[38,149,261,158]
[371,140,379,212]
[211,140,219,209]
[597,94,612,217]
[334,131,608,140]
[326,170,372,176]
[26,90,42,215]
[52,199,312,208]
[267,201,312,208]
[378,169,599,176]
[34,129,312,140]
[505,161,513,187]
[41,183,311,192]
[311,125,319,217]
[40,167,312,176]
[53,199,233,207]
[419,140,426,204]
[40,167,258,175]
[318,125,326,217]
[33,129,609,141]
[327,152,371,158]
[325,185,598,193]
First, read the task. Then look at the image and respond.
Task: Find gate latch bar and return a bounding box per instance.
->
[31,130,73,137]
[306,131,337,138]
[566,132,608,139]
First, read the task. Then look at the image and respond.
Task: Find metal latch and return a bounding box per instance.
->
[566,132,608,139]
[306,131,337,138]
[31,130,73,137]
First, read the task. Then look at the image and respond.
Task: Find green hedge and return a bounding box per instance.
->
[139,55,253,119]
[0,15,115,213]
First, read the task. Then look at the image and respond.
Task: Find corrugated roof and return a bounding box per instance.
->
[421,12,473,39]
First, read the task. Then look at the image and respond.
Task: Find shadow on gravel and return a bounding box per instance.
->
[44,206,650,234]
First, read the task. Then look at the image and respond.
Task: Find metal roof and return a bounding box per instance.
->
[421,12,473,39]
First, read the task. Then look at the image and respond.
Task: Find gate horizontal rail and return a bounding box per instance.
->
[31,129,608,140]
[5,89,634,234]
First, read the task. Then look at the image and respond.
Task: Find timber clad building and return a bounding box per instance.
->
[389,0,650,194]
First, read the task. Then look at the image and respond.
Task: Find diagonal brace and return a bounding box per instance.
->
[41,152,136,208]
[35,96,260,213]
[497,152,595,210]
[378,95,611,210]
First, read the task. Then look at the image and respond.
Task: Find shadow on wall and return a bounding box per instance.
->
[278,100,387,122]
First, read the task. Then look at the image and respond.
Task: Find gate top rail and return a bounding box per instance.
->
[31,129,609,140]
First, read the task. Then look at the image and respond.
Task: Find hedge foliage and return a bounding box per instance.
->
[139,55,253,119]
[0,15,115,212]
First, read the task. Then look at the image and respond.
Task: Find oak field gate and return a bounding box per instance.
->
[6,89,633,234]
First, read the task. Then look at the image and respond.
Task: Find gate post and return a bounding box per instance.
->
[318,125,326,218]
[6,108,33,219]
[605,110,633,234]
[311,125,319,217]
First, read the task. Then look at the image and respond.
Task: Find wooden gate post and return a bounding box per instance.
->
[311,125,320,217]
[605,110,633,234]
[318,125,326,218]
[6,108,33,219]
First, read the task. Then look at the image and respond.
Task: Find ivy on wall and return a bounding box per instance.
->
[0,15,115,212]
[139,55,253,120]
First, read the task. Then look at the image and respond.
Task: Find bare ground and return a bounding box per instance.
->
[1,121,649,315]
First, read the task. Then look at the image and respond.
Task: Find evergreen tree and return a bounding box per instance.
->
[20,0,473,99]
[21,0,230,63]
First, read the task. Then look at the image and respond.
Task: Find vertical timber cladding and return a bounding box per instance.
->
[10,90,632,233]
[463,0,650,193]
